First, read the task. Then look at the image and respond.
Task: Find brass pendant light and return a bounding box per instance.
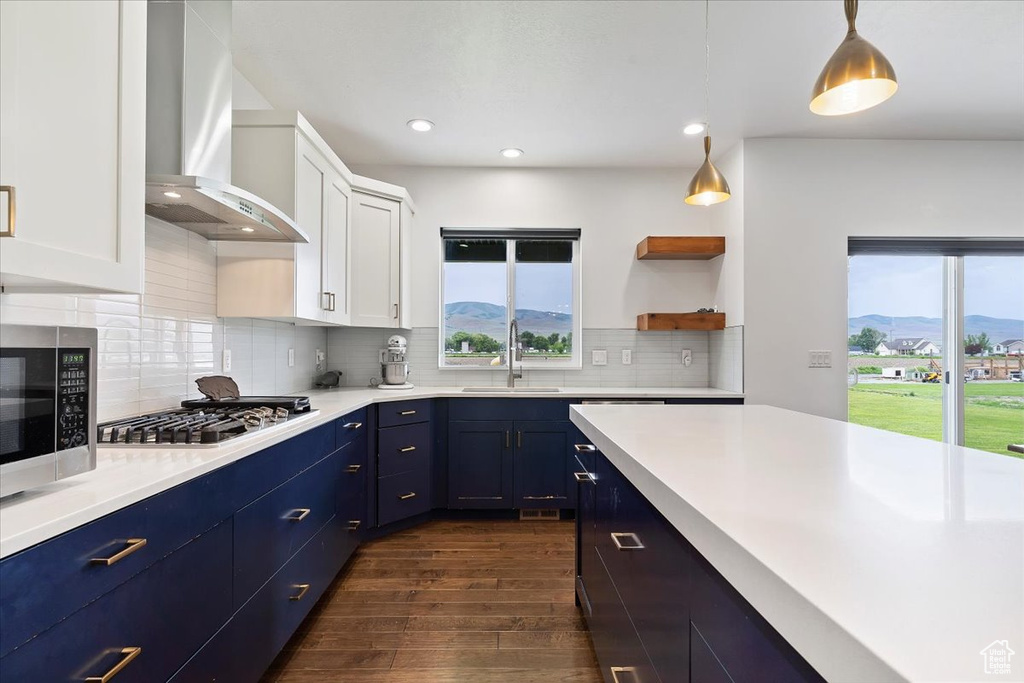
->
[685,0,730,206]
[810,0,898,116]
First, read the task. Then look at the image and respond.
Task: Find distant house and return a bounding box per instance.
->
[993,339,1024,355]
[875,338,940,356]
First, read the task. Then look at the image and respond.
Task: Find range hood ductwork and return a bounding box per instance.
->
[145,0,308,243]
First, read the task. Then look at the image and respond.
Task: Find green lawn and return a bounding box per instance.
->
[848,382,1024,457]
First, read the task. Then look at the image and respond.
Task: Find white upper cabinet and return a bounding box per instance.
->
[218,111,352,325]
[0,0,146,293]
[349,191,401,328]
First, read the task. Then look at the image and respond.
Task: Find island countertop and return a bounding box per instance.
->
[569,403,1024,683]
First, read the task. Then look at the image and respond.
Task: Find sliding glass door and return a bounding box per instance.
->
[847,240,1024,458]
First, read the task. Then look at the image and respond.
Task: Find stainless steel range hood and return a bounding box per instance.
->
[145,0,307,243]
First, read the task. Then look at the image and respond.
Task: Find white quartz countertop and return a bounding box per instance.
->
[0,386,740,559]
[569,404,1024,683]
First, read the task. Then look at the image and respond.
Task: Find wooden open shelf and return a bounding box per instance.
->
[636,236,725,260]
[637,312,726,331]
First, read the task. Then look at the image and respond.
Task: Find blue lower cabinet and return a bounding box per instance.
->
[513,420,576,509]
[233,450,342,608]
[378,468,431,525]
[447,420,514,508]
[169,521,342,683]
[0,520,233,683]
[690,623,734,683]
[337,433,368,547]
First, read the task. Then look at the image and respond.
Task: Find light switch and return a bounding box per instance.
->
[592,350,608,366]
[222,349,231,372]
[808,350,832,368]
[622,349,632,365]
[288,348,295,367]
[681,349,692,366]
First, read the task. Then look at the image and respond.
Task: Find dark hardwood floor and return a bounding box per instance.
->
[261,519,602,683]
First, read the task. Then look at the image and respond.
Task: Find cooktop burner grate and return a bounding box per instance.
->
[98,406,299,446]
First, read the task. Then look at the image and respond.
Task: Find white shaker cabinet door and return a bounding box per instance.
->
[293,136,329,322]
[349,192,400,328]
[0,0,145,293]
[323,170,351,325]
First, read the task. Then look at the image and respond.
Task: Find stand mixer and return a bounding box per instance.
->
[378,335,414,390]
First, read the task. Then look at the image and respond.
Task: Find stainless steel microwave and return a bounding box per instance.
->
[0,325,97,498]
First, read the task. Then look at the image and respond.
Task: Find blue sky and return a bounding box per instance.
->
[848,255,1024,319]
[444,263,572,313]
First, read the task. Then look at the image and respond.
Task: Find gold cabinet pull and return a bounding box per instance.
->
[347,520,361,531]
[523,495,562,500]
[574,472,594,483]
[286,508,311,522]
[343,422,363,429]
[289,583,310,601]
[85,646,141,682]
[574,444,597,453]
[610,666,638,683]
[399,410,416,416]
[346,464,362,473]
[399,445,416,453]
[90,539,147,566]
[393,303,399,319]
[610,532,645,551]
[398,492,417,500]
[0,186,14,238]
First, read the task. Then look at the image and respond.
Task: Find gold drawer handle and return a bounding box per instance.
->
[289,583,311,601]
[0,186,14,238]
[286,508,311,522]
[343,422,363,429]
[90,539,147,566]
[574,444,597,453]
[611,532,645,551]
[398,492,417,500]
[610,666,637,683]
[523,495,563,500]
[574,471,594,483]
[85,646,141,682]
[346,464,362,473]
[399,410,417,416]
[399,445,417,453]
[348,520,361,531]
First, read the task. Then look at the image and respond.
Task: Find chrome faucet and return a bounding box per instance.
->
[508,318,522,388]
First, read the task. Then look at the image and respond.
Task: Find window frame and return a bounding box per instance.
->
[438,231,582,370]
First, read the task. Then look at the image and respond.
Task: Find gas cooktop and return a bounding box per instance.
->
[97,397,316,447]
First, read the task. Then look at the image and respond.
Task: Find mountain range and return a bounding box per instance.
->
[849,314,1023,343]
[444,302,572,340]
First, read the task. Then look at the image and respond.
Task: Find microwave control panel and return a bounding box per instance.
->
[57,348,90,451]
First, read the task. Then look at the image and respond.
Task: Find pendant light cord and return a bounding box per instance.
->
[704,0,710,137]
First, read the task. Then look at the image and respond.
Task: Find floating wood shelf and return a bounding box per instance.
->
[637,312,726,331]
[636,236,725,260]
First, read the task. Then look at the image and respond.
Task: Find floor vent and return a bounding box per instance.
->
[519,509,561,521]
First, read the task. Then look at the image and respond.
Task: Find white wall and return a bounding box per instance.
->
[710,141,744,326]
[741,139,1024,419]
[232,67,273,110]
[350,166,715,329]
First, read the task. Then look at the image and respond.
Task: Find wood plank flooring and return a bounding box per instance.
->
[261,519,602,683]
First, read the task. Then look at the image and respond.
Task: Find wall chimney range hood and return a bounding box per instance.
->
[145,0,307,243]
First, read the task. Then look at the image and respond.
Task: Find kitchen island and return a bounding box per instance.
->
[570,404,1024,683]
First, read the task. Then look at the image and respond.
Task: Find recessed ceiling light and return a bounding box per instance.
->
[407,119,434,132]
[683,123,706,136]
[500,148,524,159]
[163,191,181,198]
[240,227,255,233]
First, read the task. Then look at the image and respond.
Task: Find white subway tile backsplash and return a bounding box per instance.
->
[0,219,327,421]
[709,326,744,393]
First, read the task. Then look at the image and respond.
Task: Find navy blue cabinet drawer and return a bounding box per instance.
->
[336,408,367,447]
[169,520,343,683]
[378,399,430,428]
[0,465,237,658]
[229,423,336,510]
[0,520,233,682]
[514,420,575,509]
[378,469,431,525]
[378,422,430,477]
[449,398,573,421]
[233,451,341,607]
[337,435,368,546]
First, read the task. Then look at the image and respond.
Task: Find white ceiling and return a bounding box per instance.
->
[232,0,1024,167]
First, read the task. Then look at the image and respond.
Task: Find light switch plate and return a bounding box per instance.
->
[288,348,295,367]
[681,349,692,366]
[809,350,832,368]
[592,350,608,366]
[222,349,232,372]
[622,349,632,365]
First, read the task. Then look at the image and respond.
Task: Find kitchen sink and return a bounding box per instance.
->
[461,387,561,393]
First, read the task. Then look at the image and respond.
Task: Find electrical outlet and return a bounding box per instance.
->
[621,349,632,365]
[315,349,326,370]
[592,350,608,366]
[222,349,232,372]
[288,348,295,367]
[681,349,692,366]
[809,350,832,368]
